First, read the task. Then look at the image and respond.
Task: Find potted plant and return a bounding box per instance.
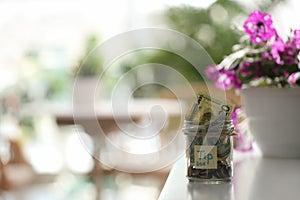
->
[205,10,300,158]
[73,34,104,106]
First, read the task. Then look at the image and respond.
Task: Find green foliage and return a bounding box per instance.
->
[143,50,204,81]
[141,0,287,83]
[117,0,288,93]
[73,34,103,77]
[119,49,205,83]
[44,69,71,100]
[165,1,246,64]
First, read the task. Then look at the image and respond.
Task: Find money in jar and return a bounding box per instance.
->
[183,93,236,182]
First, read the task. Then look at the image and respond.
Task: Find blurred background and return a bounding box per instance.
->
[0,0,297,199]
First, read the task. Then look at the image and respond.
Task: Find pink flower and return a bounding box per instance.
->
[290,29,300,50]
[281,43,296,65]
[239,62,254,76]
[271,35,297,65]
[215,73,234,89]
[271,37,285,65]
[239,61,264,79]
[205,65,241,90]
[244,10,276,44]
[288,72,300,84]
[231,106,240,128]
[215,69,241,90]
[231,106,253,152]
[262,52,271,59]
[205,10,300,90]
[204,65,219,81]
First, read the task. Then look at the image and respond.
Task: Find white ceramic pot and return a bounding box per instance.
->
[241,87,300,158]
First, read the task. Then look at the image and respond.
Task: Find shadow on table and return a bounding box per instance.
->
[187,181,233,200]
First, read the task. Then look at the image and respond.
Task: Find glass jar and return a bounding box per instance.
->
[183,120,234,182]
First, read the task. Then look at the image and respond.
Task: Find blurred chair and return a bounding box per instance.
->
[0,137,35,191]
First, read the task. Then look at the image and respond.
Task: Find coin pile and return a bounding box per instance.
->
[183,93,236,181]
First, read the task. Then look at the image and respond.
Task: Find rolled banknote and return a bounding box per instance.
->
[185,93,233,125]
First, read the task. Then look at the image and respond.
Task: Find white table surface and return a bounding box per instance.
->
[159,149,300,200]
